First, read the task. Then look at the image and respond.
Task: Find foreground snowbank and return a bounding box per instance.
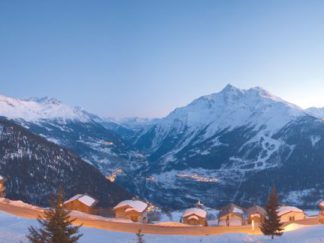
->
[0,211,323,242]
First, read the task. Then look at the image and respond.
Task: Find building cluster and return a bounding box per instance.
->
[60,192,309,228]
[0,175,317,227]
[178,202,305,227]
[216,203,305,228]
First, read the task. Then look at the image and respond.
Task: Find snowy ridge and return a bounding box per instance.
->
[149,84,305,151]
[306,107,324,119]
[0,95,91,122]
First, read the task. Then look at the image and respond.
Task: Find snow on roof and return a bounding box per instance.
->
[247,205,266,216]
[319,201,324,207]
[113,200,148,213]
[233,207,244,214]
[64,194,97,207]
[219,203,244,217]
[188,215,199,221]
[0,175,3,180]
[182,208,207,219]
[278,206,304,216]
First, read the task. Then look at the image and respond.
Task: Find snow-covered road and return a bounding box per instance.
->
[1,211,324,243]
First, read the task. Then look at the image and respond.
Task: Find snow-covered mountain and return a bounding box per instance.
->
[129,85,324,208]
[0,95,92,122]
[306,107,324,119]
[2,86,324,209]
[136,84,304,154]
[0,94,146,180]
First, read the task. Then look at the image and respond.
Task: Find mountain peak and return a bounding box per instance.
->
[25,96,62,105]
[165,84,305,135]
[221,84,241,93]
[0,94,91,122]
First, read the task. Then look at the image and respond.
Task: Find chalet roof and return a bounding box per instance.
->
[113,200,148,213]
[219,203,244,218]
[182,208,207,219]
[188,215,199,221]
[319,201,324,207]
[64,194,97,207]
[277,206,304,216]
[247,205,266,216]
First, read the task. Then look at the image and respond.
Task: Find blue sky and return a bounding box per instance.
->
[1,0,324,118]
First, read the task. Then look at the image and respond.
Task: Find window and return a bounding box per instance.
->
[289,216,295,221]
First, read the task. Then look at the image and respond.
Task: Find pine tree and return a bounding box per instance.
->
[136,229,145,243]
[27,188,83,243]
[260,186,284,239]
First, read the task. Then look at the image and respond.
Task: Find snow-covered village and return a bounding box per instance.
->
[2,0,324,242]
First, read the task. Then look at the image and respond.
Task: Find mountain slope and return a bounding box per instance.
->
[0,96,90,122]
[306,107,324,119]
[3,86,324,210]
[0,95,146,179]
[136,84,304,163]
[0,118,131,207]
[130,85,324,208]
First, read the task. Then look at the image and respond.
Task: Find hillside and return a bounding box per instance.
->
[127,85,324,208]
[0,118,131,207]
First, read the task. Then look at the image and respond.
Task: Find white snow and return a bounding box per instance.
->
[283,189,316,205]
[306,107,324,119]
[232,207,244,215]
[155,222,189,226]
[113,200,148,213]
[1,211,324,242]
[310,135,321,146]
[182,208,207,218]
[139,85,307,189]
[277,206,304,216]
[0,95,91,122]
[187,215,199,221]
[0,198,41,211]
[64,194,97,207]
[149,84,305,152]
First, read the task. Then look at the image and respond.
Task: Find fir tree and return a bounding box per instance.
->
[260,186,284,239]
[136,229,145,243]
[27,188,83,243]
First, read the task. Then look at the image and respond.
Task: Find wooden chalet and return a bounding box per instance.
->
[218,203,244,226]
[63,194,98,214]
[181,207,208,226]
[246,205,266,227]
[113,200,148,222]
[277,206,305,223]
